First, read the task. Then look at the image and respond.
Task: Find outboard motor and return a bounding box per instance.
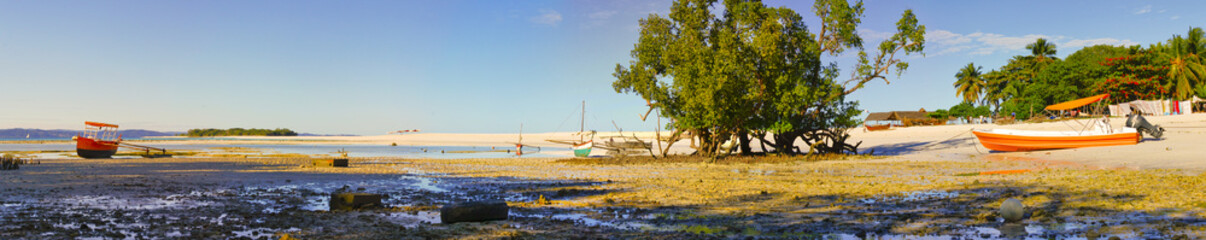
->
[1126,112,1164,139]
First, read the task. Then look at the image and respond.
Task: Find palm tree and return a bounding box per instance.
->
[1026,38,1057,62]
[1162,27,1206,100]
[954,63,985,105]
[981,70,1005,112]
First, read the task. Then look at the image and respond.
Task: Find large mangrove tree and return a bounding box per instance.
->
[612,0,925,156]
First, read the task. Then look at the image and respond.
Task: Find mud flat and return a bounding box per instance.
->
[1,155,1203,239]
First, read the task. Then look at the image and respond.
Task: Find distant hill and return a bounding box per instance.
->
[0,128,354,139]
[0,128,182,139]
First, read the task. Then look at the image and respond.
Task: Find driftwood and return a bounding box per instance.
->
[604,121,656,157]
[440,200,509,224]
[329,193,385,210]
[1,155,22,170]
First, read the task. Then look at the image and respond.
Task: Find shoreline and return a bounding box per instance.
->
[5,114,1206,170]
[4,114,1206,238]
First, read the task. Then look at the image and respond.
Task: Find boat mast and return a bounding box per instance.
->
[580,100,585,133]
[579,100,586,142]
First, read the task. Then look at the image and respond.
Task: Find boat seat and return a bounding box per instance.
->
[1087,117,1113,134]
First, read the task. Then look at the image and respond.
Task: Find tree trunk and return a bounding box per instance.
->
[694,130,717,157]
[737,130,752,154]
[772,131,800,155]
[756,131,768,153]
[659,129,684,157]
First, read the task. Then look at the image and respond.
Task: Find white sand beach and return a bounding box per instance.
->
[851,113,1206,170]
[139,113,1206,171]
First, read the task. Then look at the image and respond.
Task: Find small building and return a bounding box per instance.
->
[864,108,944,128]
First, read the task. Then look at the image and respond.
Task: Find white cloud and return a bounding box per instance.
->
[1063,38,1139,48]
[1135,5,1151,14]
[926,30,971,45]
[975,33,1053,51]
[530,9,563,26]
[937,45,974,55]
[858,29,893,42]
[921,29,1138,56]
[1172,15,1182,20]
[970,47,995,56]
[589,10,617,20]
[581,10,620,29]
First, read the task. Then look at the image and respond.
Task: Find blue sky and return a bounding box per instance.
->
[0,0,1201,135]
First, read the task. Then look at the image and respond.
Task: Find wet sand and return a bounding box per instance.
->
[1,156,1203,239]
[5,115,1206,238]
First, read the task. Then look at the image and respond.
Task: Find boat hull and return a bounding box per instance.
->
[75,137,119,159]
[573,141,592,157]
[972,129,1140,152]
[865,124,891,131]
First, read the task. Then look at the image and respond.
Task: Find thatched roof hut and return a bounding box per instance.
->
[865,108,942,127]
[865,112,894,121]
[865,108,929,121]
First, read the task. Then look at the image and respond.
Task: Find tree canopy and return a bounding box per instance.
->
[957,27,1206,119]
[613,0,924,156]
[184,128,298,137]
[953,63,984,104]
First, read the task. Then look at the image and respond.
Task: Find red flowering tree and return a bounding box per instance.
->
[1096,52,1169,103]
[1096,77,1167,102]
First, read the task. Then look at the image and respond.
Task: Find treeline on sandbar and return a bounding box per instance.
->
[183,128,298,137]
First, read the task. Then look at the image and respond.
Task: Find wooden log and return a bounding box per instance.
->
[312,158,349,167]
[440,200,508,224]
[329,193,384,210]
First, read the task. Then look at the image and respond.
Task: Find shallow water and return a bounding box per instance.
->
[0,143,563,159]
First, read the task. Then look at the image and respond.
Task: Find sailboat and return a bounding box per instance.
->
[548,101,595,157]
[572,101,594,157]
[509,123,542,156]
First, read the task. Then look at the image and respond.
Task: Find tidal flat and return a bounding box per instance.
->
[0,155,1203,239]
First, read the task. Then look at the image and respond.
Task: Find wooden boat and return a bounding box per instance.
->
[570,101,594,157]
[72,121,121,158]
[572,141,593,157]
[971,128,1140,152]
[864,123,891,131]
[546,101,594,157]
[972,94,1141,152]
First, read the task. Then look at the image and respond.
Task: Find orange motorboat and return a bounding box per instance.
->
[72,121,121,158]
[972,94,1143,152]
[971,128,1140,152]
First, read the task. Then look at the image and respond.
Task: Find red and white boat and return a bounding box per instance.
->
[72,121,122,159]
[972,94,1142,152]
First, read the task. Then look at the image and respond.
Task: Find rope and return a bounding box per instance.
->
[970,133,984,154]
[552,104,581,133]
[918,128,977,152]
